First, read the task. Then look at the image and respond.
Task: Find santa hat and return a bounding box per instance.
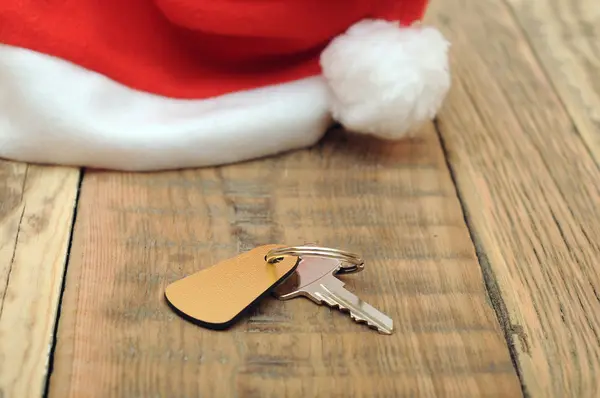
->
[0,1,450,171]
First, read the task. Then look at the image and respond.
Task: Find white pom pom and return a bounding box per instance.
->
[320,19,451,139]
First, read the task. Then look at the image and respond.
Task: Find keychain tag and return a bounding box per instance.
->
[165,244,298,330]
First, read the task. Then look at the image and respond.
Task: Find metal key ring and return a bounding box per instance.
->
[265,245,365,274]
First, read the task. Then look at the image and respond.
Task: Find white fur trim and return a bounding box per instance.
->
[320,19,451,139]
[0,44,332,171]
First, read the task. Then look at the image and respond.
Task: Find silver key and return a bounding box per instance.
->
[273,256,394,334]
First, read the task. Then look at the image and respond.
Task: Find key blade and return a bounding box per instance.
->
[317,279,394,335]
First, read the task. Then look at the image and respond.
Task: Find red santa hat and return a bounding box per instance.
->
[0,0,450,171]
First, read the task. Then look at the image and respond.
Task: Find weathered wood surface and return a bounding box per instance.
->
[504,0,600,161]
[0,162,79,398]
[431,0,600,396]
[46,126,521,398]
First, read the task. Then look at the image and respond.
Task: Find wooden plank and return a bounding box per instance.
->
[0,161,80,398]
[47,126,521,398]
[429,0,600,396]
[504,0,600,161]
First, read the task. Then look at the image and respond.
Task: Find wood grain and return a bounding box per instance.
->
[0,161,79,398]
[504,0,600,162]
[430,0,600,396]
[47,126,521,398]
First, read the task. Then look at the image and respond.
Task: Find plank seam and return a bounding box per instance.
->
[0,164,29,320]
[0,205,26,321]
[433,118,530,398]
[42,169,84,398]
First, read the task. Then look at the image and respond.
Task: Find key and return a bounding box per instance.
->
[273,256,394,334]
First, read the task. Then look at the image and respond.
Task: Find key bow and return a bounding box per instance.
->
[265,245,364,274]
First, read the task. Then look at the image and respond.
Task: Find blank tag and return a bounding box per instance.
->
[164,244,298,330]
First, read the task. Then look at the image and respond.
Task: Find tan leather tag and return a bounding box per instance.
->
[164,244,298,329]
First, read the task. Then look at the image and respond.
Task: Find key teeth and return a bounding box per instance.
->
[349,312,391,334]
[324,301,390,334]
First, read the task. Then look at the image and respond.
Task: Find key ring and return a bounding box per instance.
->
[265,245,365,274]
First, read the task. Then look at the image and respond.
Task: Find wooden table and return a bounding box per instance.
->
[1,0,598,397]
